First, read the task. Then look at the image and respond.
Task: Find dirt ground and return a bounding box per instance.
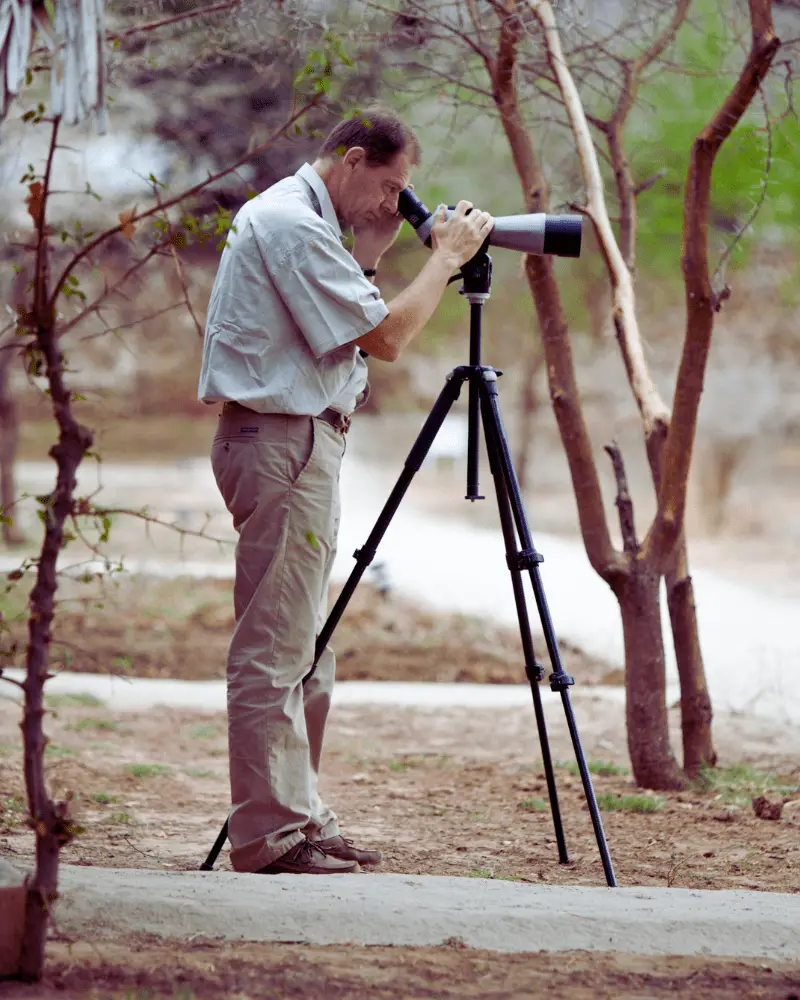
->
[1,577,612,686]
[0,694,799,999]
[2,936,799,1000]
[1,579,799,998]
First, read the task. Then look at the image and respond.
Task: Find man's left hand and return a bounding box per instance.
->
[352,209,405,268]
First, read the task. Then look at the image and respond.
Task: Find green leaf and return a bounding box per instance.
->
[305,531,321,551]
[44,0,56,23]
[99,514,113,544]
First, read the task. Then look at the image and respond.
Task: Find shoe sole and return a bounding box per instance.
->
[256,862,361,875]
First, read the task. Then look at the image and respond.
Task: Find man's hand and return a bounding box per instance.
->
[352,209,405,269]
[430,201,494,269]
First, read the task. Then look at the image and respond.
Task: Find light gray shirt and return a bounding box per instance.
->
[197,162,389,415]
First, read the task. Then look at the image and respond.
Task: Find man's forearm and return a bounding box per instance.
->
[355,249,460,361]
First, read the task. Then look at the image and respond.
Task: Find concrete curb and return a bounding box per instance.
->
[55,866,800,961]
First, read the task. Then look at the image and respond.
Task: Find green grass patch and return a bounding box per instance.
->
[187,723,219,740]
[45,743,76,758]
[45,693,103,708]
[124,763,171,779]
[106,812,136,826]
[597,793,665,813]
[90,792,120,805]
[695,763,799,807]
[557,759,630,777]
[387,756,425,772]
[72,717,119,732]
[1,794,27,827]
[184,768,216,779]
[465,868,522,881]
[518,798,548,813]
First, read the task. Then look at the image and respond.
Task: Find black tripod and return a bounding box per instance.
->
[201,250,616,887]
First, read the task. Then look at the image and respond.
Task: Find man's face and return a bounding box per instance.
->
[338,148,414,229]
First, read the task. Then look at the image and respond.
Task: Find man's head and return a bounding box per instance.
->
[313,107,420,230]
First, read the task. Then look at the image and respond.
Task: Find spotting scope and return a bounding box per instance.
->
[397,188,582,259]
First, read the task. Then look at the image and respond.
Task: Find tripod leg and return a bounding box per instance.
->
[200,368,470,871]
[478,381,570,865]
[479,371,617,888]
[200,819,229,871]
[304,367,470,684]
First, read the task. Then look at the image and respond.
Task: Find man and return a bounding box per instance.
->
[198,108,493,876]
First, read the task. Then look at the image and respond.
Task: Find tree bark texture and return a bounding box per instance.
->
[613,566,685,790]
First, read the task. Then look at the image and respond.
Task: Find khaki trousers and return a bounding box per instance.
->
[211,406,345,872]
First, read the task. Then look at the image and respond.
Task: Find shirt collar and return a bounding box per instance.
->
[296,162,342,241]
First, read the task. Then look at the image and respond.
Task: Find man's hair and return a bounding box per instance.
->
[319,106,421,168]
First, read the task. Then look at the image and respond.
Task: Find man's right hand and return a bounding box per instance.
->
[430,200,494,268]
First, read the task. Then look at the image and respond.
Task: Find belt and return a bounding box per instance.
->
[317,407,351,434]
[222,401,351,434]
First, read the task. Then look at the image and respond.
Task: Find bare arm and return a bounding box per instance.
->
[355,202,493,362]
[354,248,461,361]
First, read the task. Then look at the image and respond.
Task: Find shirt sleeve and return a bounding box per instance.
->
[258,217,389,359]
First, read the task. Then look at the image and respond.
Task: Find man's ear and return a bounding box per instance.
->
[342,146,365,171]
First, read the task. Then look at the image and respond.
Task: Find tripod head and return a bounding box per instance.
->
[457,249,493,304]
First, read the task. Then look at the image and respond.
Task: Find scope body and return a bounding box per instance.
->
[397,187,582,259]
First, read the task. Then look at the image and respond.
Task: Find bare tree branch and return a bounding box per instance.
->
[486,0,621,579]
[646,0,781,565]
[530,0,670,444]
[604,440,637,555]
[50,98,320,310]
[108,0,243,43]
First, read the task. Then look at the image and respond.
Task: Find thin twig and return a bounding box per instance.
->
[50,99,319,310]
[108,0,242,43]
[604,440,638,555]
[167,244,203,338]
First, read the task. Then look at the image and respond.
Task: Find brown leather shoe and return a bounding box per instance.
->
[314,835,383,866]
[256,839,360,875]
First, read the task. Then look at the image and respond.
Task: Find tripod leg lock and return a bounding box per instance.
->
[549,671,575,692]
[526,660,546,683]
[506,547,544,572]
[353,546,378,565]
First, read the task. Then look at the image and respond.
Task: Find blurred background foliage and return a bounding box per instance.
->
[2,0,800,517]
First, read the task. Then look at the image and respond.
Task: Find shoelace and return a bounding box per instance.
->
[297,839,336,860]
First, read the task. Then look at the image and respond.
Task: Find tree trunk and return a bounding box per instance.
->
[615,564,685,790]
[514,345,544,494]
[646,431,716,777]
[665,538,716,778]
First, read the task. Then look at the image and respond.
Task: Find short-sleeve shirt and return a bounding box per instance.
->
[197,162,389,416]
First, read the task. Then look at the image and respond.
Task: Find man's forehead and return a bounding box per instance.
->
[384,152,413,186]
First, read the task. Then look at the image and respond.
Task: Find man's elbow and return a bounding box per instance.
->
[355,323,400,362]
